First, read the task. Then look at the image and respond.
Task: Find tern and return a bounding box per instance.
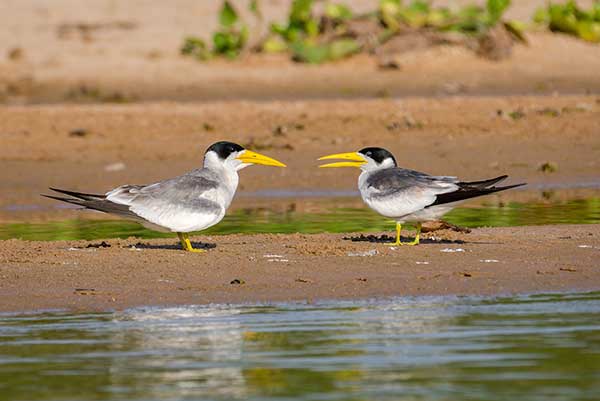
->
[319,147,525,245]
[44,141,286,252]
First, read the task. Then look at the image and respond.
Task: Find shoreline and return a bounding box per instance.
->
[1,289,596,317]
[1,224,599,313]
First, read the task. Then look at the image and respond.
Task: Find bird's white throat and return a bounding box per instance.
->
[203,151,240,206]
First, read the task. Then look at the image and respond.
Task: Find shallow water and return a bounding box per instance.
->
[1,292,599,400]
[1,197,599,241]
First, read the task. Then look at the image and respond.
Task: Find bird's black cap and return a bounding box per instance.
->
[358,147,397,166]
[206,141,245,159]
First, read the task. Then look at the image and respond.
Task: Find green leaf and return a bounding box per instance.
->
[262,36,288,53]
[443,5,487,34]
[535,1,600,42]
[271,0,319,42]
[532,7,549,24]
[305,18,319,37]
[212,25,247,58]
[270,23,288,36]
[181,37,205,55]
[549,4,579,33]
[408,0,429,14]
[398,4,429,28]
[180,37,211,60]
[290,0,314,24]
[576,20,600,42]
[504,20,527,43]
[240,25,249,45]
[213,31,232,53]
[379,0,402,30]
[325,3,353,20]
[290,38,361,64]
[427,8,452,27]
[291,41,330,64]
[328,39,361,60]
[220,1,238,27]
[249,0,260,16]
[487,0,510,26]
[594,2,600,22]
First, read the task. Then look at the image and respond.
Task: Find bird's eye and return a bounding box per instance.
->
[366,151,372,157]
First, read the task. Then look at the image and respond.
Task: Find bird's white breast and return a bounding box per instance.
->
[358,172,436,219]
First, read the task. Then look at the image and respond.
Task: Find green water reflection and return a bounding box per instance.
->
[1,198,599,241]
[0,292,599,400]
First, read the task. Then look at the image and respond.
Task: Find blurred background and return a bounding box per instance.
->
[1,0,599,102]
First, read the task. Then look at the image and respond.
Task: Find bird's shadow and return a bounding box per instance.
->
[128,241,217,251]
[343,234,466,245]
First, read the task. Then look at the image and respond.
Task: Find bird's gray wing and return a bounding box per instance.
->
[106,169,223,229]
[366,168,458,199]
[106,169,219,205]
[363,168,459,216]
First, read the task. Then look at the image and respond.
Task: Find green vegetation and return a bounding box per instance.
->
[2,198,599,240]
[181,0,253,59]
[378,0,512,34]
[533,1,600,42]
[181,0,600,64]
[181,0,523,64]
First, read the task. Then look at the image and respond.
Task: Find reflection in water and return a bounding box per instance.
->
[1,293,600,400]
[1,198,600,241]
[111,307,247,399]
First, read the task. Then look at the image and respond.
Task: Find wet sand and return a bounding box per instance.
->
[1,95,599,223]
[1,224,599,313]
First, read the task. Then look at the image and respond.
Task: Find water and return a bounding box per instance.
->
[1,292,599,400]
[1,198,600,241]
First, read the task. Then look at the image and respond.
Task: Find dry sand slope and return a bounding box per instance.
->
[2,1,600,102]
[1,225,600,313]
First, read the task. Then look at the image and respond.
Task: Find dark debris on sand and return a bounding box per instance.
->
[128,241,217,251]
[343,234,465,245]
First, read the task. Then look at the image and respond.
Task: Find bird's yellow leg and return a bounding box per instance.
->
[177,232,206,253]
[392,222,402,246]
[402,223,421,246]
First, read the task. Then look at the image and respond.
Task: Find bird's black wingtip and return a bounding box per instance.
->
[491,182,527,192]
[46,187,105,200]
[48,187,71,195]
[41,194,76,202]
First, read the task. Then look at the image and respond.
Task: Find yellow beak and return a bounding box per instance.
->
[318,152,366,168]
[236,150,286,167]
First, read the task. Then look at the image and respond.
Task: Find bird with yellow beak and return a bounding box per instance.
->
[319,147,524,245]
[44,141,286,252]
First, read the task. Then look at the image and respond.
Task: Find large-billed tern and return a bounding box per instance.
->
[319,147,524,246]
[44,141,286,252]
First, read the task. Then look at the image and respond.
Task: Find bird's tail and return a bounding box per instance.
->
[42,188,138,219]
[429,178,526,207]
[47,187,106,201]
[460,175,508,189]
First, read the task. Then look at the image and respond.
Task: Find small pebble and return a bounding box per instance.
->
[104,162,126,172]
[348,249,378,257]
[440,248,465,253]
